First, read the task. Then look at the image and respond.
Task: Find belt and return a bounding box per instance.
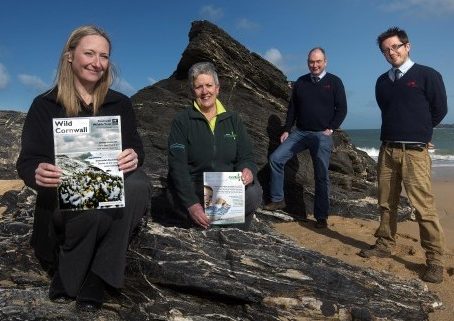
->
[383,142,427,151]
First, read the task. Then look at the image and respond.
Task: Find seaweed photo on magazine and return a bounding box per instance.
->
[53,116,125,211]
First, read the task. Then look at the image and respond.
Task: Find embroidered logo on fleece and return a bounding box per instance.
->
[224,131,237,140]
[170,143,185,150]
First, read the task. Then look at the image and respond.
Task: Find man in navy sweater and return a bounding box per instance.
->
[359,27,448,283]
[263,47,347,229]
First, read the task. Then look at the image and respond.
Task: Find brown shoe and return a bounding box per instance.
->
[263,200,286,211]
[358,244,391,258]
[421,264,443,283]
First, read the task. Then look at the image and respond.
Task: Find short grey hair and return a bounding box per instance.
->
[188,62,220,89]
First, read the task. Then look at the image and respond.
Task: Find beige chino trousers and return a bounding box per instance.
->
[375,145,445,266]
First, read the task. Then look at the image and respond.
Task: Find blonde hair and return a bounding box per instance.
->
[55,25,116,116]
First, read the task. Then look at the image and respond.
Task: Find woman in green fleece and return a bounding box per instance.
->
[167,62,262,229]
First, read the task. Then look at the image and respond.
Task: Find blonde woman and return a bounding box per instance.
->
[16,25,150,311]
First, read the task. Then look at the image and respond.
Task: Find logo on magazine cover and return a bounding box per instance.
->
[228,173,241,181]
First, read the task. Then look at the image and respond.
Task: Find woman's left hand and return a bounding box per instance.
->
[241,168,254,186]
[118,148,139,174]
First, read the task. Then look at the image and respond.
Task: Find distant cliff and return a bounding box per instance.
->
[436,123,454,128]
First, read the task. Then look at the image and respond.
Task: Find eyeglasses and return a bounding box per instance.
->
[381,43,407,54]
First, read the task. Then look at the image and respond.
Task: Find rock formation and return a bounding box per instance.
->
[132,20,385,221]
[0,110,25,179]
[0,20,434,320]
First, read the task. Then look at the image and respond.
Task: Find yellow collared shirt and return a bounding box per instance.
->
[193,99,226,133]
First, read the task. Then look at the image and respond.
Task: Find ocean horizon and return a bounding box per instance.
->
[345,128,454,167]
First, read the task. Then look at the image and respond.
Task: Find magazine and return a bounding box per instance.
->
[203,172,245,225]
[53,116,125,211]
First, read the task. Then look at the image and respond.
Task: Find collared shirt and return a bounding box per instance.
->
[388,58,415,81]
[311,70,327,82]
[193,98,226,132]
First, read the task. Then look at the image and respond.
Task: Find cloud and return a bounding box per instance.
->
[236,18,260,31]
[379,0,454,17]
[200,5,224,21]
[18,74,49,91]
[264,48,284,69]
[112,78,136,96]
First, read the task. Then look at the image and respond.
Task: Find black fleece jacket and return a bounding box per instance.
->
[16,88,144,269]
[167,106,256,209]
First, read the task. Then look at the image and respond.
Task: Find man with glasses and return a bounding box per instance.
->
[359,27,448,283]
[263,47,347,229]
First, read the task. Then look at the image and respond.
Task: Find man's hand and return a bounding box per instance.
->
[280,131,289,143]
[187,203,210,229]
[323,129,334,136]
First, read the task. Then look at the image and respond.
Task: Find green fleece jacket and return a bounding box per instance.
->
[168,106,257,209]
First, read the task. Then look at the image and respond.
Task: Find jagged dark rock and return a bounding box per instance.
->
[132,20,411,222]
[0,20,435,320]
[0,187,442,321]
[0,110,25,179]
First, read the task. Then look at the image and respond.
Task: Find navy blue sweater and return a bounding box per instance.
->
[375,63,447,143]
[284,73,347,132]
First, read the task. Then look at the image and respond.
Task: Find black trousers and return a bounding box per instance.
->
[57,169,151,296]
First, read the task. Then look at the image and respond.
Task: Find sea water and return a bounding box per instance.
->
[345,128,454,167]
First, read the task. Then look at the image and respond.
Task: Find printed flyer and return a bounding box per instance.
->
[53,116,125,211]
[203,171,245,225]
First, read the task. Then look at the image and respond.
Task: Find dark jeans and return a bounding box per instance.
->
[269,129,332,220]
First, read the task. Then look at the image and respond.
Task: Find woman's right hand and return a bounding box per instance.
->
[187,203,210,229]
[35,163,62,187]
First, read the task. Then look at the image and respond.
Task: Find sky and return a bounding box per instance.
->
[1,0,453,129]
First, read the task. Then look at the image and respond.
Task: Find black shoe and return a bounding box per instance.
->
[421,264,443,283]
[49,270,72,303]
[314,219,328,229]
[76,271,105,311]
[263,200,286,211]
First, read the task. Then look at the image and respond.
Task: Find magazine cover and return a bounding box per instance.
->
[53,116,125,211]
[203,172,245,225]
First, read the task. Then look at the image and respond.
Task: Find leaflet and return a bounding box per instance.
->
[203,172,245,225]
[53,116,125,211]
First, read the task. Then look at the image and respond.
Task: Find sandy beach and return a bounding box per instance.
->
[1,173,453,319]
[274,168,454,321]
[0,179,24,217]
